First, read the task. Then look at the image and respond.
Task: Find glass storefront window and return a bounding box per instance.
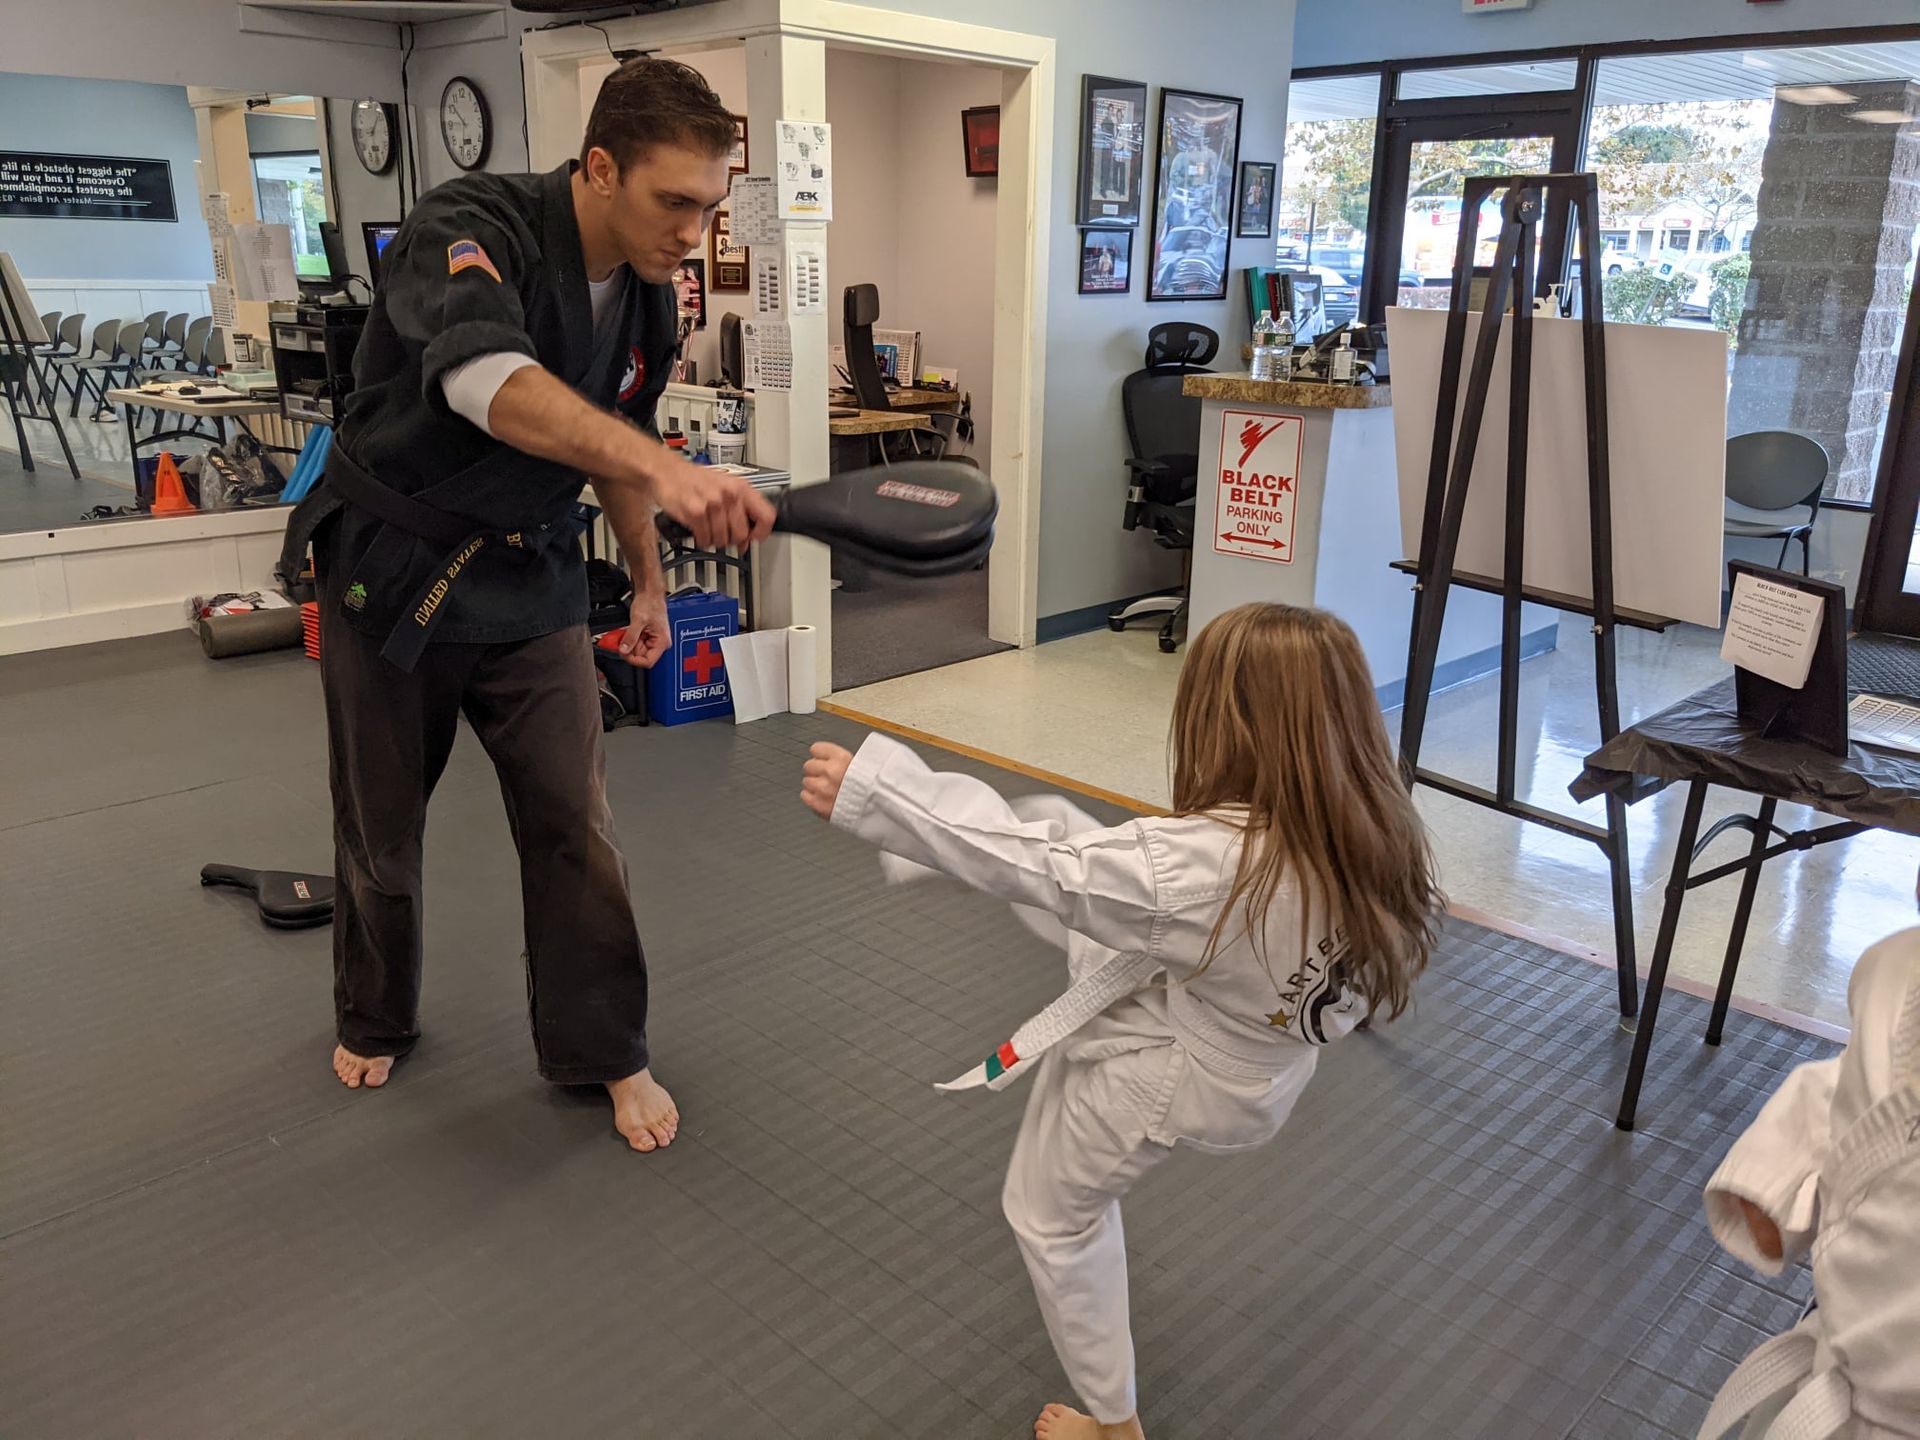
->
[252,151,329,276]
[1589,43,1920,510]
[1280,75,1382,296]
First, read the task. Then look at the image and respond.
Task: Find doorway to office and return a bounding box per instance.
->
[823,42,1009,690]
[522,5,1055,699]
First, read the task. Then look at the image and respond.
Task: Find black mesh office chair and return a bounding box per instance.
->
[1107,321,1218,653]
[842,283,974,464]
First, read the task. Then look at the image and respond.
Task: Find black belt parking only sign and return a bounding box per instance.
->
[0,151,178,222]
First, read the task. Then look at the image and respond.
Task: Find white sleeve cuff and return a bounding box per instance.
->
[440,351,540,436]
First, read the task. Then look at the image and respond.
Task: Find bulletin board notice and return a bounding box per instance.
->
[0,150,178,222]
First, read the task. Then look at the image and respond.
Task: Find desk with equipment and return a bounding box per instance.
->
[106,386,281,481]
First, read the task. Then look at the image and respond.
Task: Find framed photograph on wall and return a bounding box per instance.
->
[729,115,749,174]
[962,106,1000,178]
[1079,229,1132,295]
[710,209,749,292]
[673,257,707,330]
[1147,87,1243,302]
[1236,161,1276,238]
[1077,75,1148,228]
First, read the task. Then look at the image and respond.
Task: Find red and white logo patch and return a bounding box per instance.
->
[618,346,645,403]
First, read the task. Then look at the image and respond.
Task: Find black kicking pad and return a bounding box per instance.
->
[772,462,996,568]
[200,863,335,929]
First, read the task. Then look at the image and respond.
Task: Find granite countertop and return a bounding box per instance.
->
[1182,373,1392,409]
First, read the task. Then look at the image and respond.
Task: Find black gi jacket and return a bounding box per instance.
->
[285,161,677,669]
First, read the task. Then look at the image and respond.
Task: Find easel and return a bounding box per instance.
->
[1397,173,1676,1022]
[0,264,81,480]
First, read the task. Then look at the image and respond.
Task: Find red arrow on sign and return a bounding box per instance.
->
[1219,533,1288,551]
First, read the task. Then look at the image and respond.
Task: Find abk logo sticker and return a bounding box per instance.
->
[619,346,645,403]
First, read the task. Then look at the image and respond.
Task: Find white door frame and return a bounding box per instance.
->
[521,0,1054,652]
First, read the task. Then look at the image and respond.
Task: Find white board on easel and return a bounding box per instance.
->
[1386,307,1728,629]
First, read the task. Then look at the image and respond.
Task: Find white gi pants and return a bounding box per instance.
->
[1001,990,1315,1424]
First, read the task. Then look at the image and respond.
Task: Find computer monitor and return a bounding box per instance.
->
[316,221,350,284]
[719,312,743,388]
[362,221,401,283]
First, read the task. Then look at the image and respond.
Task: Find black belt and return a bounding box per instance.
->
[299,445,569,673]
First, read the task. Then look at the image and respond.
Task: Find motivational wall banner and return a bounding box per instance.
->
[0,151,178,222]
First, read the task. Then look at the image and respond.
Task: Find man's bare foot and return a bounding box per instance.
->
[606,1068,679,1153]
[332,1045,393,1090]
[1035,1404,1145,1440]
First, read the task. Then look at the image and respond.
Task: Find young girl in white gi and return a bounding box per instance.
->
[800,603,1443,1440]
[1696,927,1920,1439]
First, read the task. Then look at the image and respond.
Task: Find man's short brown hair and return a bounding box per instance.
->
[580,58,736,172]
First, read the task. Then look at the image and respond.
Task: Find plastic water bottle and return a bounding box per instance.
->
[1250,310,1277,381]
[1273,308,1296,382]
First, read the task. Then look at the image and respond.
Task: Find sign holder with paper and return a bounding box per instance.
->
[1727,560,1848,757]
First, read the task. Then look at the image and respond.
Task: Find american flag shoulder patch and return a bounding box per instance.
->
[447,239,501,282]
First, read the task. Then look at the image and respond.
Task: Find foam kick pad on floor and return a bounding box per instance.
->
[0,640,1832,1440]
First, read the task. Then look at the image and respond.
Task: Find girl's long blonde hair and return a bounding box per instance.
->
[1170,603,1442,1020]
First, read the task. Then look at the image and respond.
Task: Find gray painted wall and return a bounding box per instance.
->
[320,98,406,291]
[1295,0,1920,68]
[0,72,213,283]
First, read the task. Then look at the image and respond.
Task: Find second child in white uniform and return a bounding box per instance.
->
[801,603,1445,1440]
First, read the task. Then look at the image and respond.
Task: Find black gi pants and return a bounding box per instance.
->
[318,553,649,1084]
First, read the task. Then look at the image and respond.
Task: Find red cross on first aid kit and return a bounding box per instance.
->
[1213,410,1304,565]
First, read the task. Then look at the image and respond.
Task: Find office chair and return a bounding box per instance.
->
[1106,321,1218,654]
[842,283,974,466]
[1723,430,1830,576]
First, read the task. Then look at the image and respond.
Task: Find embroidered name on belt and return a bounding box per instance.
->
[413,537,486,627]
[448,239,501,282]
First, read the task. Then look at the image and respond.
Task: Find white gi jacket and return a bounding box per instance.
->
[831,734,1363,1094]
[1698,928,1920,1439]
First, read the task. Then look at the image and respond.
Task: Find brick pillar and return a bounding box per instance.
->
[1728,81,1920,502]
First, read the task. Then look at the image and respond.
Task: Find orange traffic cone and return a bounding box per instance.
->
[151,451,197,516]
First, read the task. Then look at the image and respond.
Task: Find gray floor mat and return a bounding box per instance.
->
[0,634,1831,1439]
[831,563,1010,691]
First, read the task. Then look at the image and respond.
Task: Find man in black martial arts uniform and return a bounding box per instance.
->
[283,59,771,1151]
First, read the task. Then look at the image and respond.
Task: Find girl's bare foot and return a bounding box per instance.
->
[606,1068,679,1152]
[1034,1403,1145,1440]
[332,1045,393,1090]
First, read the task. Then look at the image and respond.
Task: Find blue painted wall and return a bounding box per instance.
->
[0,72,213,283]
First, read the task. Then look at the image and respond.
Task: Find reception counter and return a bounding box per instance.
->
[1182,373,1551,707]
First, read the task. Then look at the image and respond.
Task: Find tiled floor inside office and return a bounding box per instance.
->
[836,616,1920,1033]
[1,634,1828,1438]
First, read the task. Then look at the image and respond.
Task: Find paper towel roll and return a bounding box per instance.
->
[786,624,818,714]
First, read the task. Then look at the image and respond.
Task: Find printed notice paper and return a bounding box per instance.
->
[1720,572,1825,689]
[727,175,782,247]
[775,121,832,221]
